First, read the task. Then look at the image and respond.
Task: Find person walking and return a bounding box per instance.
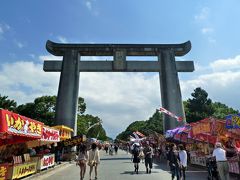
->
[109,145,113,155]
[143,142,153,174]
[114,144,118,154]
[139,145,145,163]
[78,144,88,180]
[88,143,100,180]
[132,143,141,174]
[104,145,108,154]
[167,143,180,180]
[178,144,187,180]
[212,142,229,180]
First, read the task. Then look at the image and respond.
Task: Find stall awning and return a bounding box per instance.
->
[52,125,73,140]
[26,126,60,148]
[0,109,43,146]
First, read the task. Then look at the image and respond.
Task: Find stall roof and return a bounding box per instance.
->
[0,109,43,146]
[52,125,73,132]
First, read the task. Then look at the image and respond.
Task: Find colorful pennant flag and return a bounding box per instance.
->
[158,107,183,122]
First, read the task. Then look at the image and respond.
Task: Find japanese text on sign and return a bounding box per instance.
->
[40,154,55,170]
[2,109,43,137]
[0,164,8,180]
[226,114,240,129]
[62,135,85,147]
[12,162,37,179]
[42,127,60,142]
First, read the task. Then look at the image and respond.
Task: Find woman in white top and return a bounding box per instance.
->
[78,144,88,180]
[88,143,100,180]
[178,144,187,180]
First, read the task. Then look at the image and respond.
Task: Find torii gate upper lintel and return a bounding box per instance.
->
[43,40,194,135]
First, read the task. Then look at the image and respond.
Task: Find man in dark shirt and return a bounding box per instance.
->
[167,143,180,180]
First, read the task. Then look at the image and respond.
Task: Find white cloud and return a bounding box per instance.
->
[15,41,24,48]
[210,55,240,72]
[201,27,214,34]
[57,36,68,43]
[29,54,35,59]
[181,70,240,111]
[84,0,99,16]
[0,23,10,39]
[194,7,210,21]
[85,1,92,11]
[0,61,60,104]
[208,37,216,44]
[80,72,160,137]
[39,55,62,61]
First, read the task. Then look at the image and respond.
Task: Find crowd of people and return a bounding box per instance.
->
[75,140,233,180]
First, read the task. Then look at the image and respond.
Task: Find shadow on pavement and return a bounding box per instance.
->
[101,157,131,161]
[120,170,158,175]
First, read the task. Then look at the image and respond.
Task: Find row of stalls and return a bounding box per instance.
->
[166,116,240,176]
[0,109,78,180]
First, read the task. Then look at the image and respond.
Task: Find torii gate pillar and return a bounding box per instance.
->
[159,50,185,132]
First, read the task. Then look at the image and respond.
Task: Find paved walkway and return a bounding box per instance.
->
[29,150,215,180]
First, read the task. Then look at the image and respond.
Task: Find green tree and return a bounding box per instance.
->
[144,110,163,135]
[212,102,239,119]
[116,110,163,141]
[77,114,107,141]
[185,87,214,123]
[16,95,87,126]
[0,94,17,111]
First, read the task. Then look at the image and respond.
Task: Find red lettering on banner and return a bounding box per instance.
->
[43,157,54,166]
[42,127,59,141]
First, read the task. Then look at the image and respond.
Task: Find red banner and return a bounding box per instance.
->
[192,123,211,136]
[42,126,60,142]
[0,109,43,138]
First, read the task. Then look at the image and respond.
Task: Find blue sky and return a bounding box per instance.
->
[1,0,240,138]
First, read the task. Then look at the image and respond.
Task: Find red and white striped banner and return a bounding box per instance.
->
[135,131,145,137]
[158,107,183,122]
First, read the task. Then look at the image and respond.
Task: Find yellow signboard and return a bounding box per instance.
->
[12,162,37,179]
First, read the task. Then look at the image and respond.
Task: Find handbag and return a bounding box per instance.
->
[88,150,97,166]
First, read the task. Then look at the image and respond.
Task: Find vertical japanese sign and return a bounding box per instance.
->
[0,109,43,137]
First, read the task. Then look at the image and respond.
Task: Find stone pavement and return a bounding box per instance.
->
[27,150,219,180]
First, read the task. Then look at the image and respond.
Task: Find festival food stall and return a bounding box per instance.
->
[52,125,74,161]
[26,126,60,171]
[225,114,240,175]
[167,116,240,177]
[0,109,43,179]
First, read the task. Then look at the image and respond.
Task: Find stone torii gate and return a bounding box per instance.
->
[43,40,194,135]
